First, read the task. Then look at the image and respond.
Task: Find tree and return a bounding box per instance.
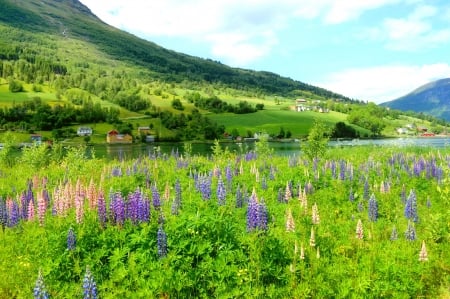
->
[171,98,184,110]
[8,79,23,92]
[302,119,330,161]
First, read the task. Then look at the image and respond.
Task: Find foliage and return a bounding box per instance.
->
[0,144,448,298]
[301,119,330,160]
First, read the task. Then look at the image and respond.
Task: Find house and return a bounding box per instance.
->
[145,135,155,142]
[30,134,42,145]
[77,127,93,136]
[295,99,309,112]
[106,130,133,144]
[397,128,408,134]
[138,126,151,135]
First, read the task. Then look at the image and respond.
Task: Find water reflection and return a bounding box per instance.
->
[92,137,449,160]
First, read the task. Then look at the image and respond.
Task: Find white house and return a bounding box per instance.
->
[77,127,93,136]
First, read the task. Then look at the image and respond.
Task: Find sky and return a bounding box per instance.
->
[78,0,450,103]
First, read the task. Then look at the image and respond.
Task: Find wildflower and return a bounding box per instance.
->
[418,240,428,262]
[390,226,398,241]
[37,190,47,226]
[217,176,226,206]
[404,189,419,222]
[83,267,98,299]
[300,243,305,260]
[356,219,364,240]
[67,227,76,250]
[97,191,107,227]
[312,202,320,225]
[0,198,7,229]
[284,181,291,202]
[368,194,378,222]
[309,226,316,247]
[285,208,295,232]
[405,221,416,241]
[151,184,161,210]
[33,270,49,299]
[157,225,168,258]
[235,184,243,208]
[110,191,125,226]
[349,188,354,202]
[363,179,370,200]
[6,197,19,227]
[257,198,268,231]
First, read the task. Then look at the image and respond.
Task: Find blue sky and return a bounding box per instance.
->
[79,0,450,103]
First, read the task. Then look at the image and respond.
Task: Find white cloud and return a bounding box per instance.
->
[361,4,450,51]
[316,64,450,103]
[324,0,401,24]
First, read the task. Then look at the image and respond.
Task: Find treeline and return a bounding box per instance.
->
[157,109,225,140]
[0,97,119,131]
[186,92,263,114]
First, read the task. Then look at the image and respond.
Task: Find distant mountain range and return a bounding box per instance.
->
[381,78,450,121]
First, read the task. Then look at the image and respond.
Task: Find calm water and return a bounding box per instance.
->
[90,137,450,160]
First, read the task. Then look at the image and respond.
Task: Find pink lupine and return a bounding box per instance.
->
[419,240,428,262]
[37,190,46,226]
[75,192,84,224]
[356,219,364,240]
[284,181,292,202]
[163,182,170,201]
[285,208,295,232]
[27,200,35,221]
[86,178,98,211]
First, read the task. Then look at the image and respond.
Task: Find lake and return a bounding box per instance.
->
[90,137,450,160]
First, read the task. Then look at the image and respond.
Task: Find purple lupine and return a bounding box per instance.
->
[67,227,76,250]
[157,225,168,258]
[83,267,98,299]
[199,173,212,200]
[363,179,370,200]
[368,194,378,222]
[257,198,268,231]
[139,195,150,223]
[404,189,419,222]
[405,221,416,241]
[110,192,125,226]
[217,176,226,206]
[225,164,233,189]
[33,270,49,299]
[111,166,122,177]
[390,226,398,241]
[97,191,107,227]
[261,176,267,190]
[349,188,355,202]
[339,160,346,180]
[277,188,285,203]
[6,198,19,227]
[0,198,7,229]
[127,188,141,224]
[305,181,314,194]
[246,191,259,231]
[357,201,364,213]
[152,184,161,211]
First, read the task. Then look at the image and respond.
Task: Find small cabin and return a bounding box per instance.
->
[77,127,93,136]
[138,126,151,135]
[106,130,133,144]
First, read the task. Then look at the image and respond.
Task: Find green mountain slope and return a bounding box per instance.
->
[0,0,347,98]
[381,78,450,121]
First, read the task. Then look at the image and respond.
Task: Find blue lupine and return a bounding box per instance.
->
[246,192,259,231]
[363,179,370,200]
[368,194,378,222]
[33,270,49,299]
[83,267,98,299]
[199,173,212,200]
[0,198,7,229]
[225,164,233,188]
[217,176,226,206]
[405,221,416,241]
[157,225,168,258]
[277,188,285,203]
[67,227,76,250]
[404,189,419,222]
[339,160,346,180]
[257,198,268,231]
[349,188,354,202]
[261,176,267,190]
[7,199,19,227]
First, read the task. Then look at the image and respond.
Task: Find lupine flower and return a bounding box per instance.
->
[261,176,267,190]
[356,219,364,240]
[257,198,268,231]
[33,270,49,299]
[300,243,305,260]
[246,190,268,232]
[390,226,398,241]
[312,202,320,225]
[405,221,416,241]
[67,227,76,250]
[110,192,125,226]
[27,200,35,221]
[83,267,98,299]
[368,194,378,222]
[363,179,370,200]
[174,179,182,208]
[349,188,355,202]
[284,181,292,202]
[404,189,419,222]
[152,184,161,210]
[357,201,364,213]
[0,198,7,229]
[37,190,47,226]
[163,182,170,201]
[217,176,226,206]
[157,225,168,258]
[6,197,19,227]
[400,184,406,204]
[285,208,295,232]
[277,188,284,203]
[97,191,107,227]
[309,226,316,247]
[418,240,428,261]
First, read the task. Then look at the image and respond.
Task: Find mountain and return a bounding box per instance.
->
[0,0,347,99]
[380,78,450,121]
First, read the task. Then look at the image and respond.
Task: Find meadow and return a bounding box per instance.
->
[0,143,449,298]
